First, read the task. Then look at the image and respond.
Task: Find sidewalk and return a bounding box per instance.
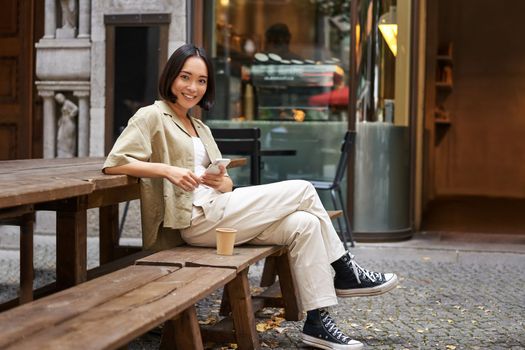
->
[1,231,524,349]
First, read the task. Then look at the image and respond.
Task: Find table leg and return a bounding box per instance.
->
[19,211,35,304]
[56,196,88,290]
[99,204,119,264]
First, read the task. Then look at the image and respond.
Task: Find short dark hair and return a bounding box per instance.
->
[158,44,215,111]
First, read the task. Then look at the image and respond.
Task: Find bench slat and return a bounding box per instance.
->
[5,267,235,350]
[136,245,284,272]
[0,265,177,349]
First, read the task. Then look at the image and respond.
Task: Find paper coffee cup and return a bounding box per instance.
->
[216,228,237,255]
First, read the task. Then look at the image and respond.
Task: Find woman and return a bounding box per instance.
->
[104,44,398,350]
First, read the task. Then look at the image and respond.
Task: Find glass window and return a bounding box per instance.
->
[355,0,398,124]
[352,0,413,238]
[203,0,351,188]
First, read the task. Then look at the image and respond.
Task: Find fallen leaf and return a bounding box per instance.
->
[272,316,285,325]
[256,322,270,332]
[198,316,218,325]
[256,315,287,333]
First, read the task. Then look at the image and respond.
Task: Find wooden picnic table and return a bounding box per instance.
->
[0,156,246,307]
[0,157,140,306]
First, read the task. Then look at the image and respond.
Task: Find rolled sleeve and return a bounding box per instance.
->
[103,120,152,171]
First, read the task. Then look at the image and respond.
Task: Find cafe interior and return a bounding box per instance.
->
[4,0,524,242]
[161,0,521,241]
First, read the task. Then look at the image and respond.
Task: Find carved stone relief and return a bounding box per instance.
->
[55,92,78,157]
[56,0,77,38]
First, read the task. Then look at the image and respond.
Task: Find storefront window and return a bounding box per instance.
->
[203,0,352,187]
[352,0,413,240]
[354,0,398,123]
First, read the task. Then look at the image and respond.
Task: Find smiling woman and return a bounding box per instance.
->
[103,43,398,350]
[164,57,208,133]
[158,45,215,113]
[103,43,233,247]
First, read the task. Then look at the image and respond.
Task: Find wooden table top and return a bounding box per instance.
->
[0,157,247,209]
[0,157,134,209]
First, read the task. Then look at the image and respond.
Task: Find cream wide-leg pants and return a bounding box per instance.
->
[181,180,347,312]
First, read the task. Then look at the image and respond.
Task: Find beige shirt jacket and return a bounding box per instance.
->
[103,100,224,250]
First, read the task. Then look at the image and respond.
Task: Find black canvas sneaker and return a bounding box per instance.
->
[334,252,398,297]
[301,309,363,350]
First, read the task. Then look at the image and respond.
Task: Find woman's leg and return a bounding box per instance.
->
[249,210,338,311]
[181,180,346,310]
[182,180,345,259]
[181,180,396,350]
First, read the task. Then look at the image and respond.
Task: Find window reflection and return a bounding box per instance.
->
[355,0,397,123]
[203,0,352,189]
[204,0,351,123]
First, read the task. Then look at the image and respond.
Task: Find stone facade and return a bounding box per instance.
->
[29,0,188,238]
[35,0,188,158]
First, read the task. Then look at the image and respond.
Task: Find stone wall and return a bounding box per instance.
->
[2,0,189,248]
[90,0,188,156]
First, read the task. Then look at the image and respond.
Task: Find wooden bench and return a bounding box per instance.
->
[0,264,237,350]
[135,210,344,348]
[0,210,342,349]
[137,245,297,349]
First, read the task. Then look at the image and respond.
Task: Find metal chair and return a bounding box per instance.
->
[309,131,356,249]
[211,127,262,186]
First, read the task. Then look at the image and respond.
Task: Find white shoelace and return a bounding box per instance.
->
[345,252,383,284]
[320,310,351,343]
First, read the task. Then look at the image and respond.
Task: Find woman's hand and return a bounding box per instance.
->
[163,165,201,192]
[104,161,232,193]
[201,165,233,192]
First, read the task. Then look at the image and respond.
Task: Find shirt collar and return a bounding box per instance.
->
[155,100,177,116]
[155,100,204,136]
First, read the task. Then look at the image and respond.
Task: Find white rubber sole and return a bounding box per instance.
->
[301,333,364,350]
[336,273,399,297]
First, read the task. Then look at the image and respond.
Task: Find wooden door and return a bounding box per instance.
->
[0,0,42,160]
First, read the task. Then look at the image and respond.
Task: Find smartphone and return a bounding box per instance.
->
[205,158,231,174]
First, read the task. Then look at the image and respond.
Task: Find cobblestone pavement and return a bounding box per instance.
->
[1,233,524,349]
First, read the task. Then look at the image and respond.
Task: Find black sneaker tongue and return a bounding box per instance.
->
[306,308,323,324]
